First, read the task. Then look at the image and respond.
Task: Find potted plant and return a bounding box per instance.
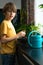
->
[16,24,39,37]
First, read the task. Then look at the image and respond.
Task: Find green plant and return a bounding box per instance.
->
[16,24,27,33]
[16,24,39,37]
[39,4,43,8]
[26,24,39,36]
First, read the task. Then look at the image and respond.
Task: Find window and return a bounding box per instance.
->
[34,0,43,35]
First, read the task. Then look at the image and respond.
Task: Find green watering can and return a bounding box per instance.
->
[28,31,43,48]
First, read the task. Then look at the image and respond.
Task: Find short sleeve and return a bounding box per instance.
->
[1,22,7,35]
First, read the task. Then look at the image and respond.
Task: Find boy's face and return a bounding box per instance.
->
[5,11,16,20]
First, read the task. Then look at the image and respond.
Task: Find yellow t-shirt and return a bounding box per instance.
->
[0,20,16,54]
[0,25,1,54]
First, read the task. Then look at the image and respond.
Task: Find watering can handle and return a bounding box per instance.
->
[28,30,40,47]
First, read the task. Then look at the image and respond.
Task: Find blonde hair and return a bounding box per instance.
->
[3,2,17,14]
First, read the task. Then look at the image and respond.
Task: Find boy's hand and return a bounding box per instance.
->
[17,31,26,38]
[20,31,26,37]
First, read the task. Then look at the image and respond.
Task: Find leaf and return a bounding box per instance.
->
[39,4,43,8]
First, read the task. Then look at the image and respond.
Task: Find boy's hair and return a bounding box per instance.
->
[3,2,17,14]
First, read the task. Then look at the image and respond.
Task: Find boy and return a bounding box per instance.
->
[0,2,26,65]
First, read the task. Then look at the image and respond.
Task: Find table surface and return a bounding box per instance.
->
[18,37,43,65]
[20,45,43,65]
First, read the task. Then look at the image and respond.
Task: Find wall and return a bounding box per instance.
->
[0,0,21,9]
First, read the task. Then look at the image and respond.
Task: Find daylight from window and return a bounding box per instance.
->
[34,0,43,35]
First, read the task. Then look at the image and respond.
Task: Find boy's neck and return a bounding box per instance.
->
[5,18,11,22]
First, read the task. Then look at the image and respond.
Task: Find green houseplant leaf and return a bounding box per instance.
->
[16,24,39,37]
[39,4,43,8]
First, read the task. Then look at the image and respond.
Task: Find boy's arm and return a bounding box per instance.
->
[1,31,26,43]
